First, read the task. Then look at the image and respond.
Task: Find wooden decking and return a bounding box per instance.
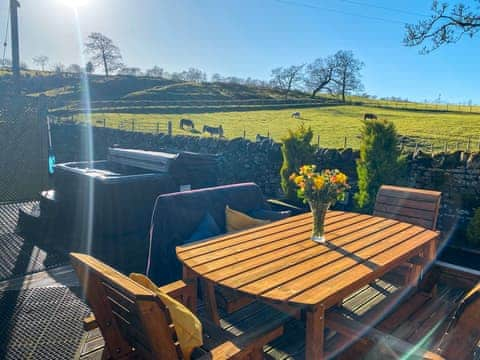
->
[78,265,479,359]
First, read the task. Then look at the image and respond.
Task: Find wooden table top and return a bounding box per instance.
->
[177,211,438,307]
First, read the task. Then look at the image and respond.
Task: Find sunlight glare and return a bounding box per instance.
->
[61,0,89,8]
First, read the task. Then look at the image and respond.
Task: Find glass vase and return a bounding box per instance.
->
[309,201,330,243]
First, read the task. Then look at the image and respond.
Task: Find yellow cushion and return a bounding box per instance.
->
[129,273,202,360]
[225,205,270,233]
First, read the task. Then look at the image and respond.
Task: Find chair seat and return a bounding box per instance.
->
[194,300,291,358]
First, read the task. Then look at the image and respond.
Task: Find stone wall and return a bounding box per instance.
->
[51,124,480,235]
[408,151,480,235]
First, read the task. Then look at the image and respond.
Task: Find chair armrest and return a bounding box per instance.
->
[159,280,195,308]
[83,314,98,331]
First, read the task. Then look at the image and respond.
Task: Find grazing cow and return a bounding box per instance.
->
[364,113,378,121]
[256,134,271,143]
[180,118,195,130]
[203,125,224,137]
[291,111,301,119]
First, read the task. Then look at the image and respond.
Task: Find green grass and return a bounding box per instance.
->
[72,104,480,151]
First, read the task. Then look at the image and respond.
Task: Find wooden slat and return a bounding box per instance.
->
[289,231,436,306]
[374,203,436,221]
[378,185,441,202]
[373,210,434,229]
[375,195,438,211]
[179,212,354,264]
[204,215,395,288]
[224,219,409,291]
[326,312,445,360]
[195,214,382,277]
[238,223,424,301]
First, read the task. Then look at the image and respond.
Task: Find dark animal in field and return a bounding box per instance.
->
[203,125,224,137]
[291,111,301,119]
[364,113,378,121]
[256,134,271,142]
[180,118,195,130]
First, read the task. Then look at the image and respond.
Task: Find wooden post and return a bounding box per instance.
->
[467,137,471,152]
[317,135,320,147]
[103,118,106,128]
[167,121,172,136]
[305,305,325,360]
[344,136,347,149]
[243,129,246,139]
[131,119,135,131]
[444,141,448,153]
[156,122,160,134]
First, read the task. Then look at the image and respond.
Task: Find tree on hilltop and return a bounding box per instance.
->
[270,64,305,100]
[33,55,49,71]
[331,50,364,102]
[84,32,123,77]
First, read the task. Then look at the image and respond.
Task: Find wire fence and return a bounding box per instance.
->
[50,115,480,154]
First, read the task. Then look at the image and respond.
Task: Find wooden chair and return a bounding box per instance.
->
[373,185,441,230]
[70,253,284,360]
[374,185,441,287]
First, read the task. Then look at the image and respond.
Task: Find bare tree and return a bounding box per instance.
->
[118,66,143,76]
[84,32,123,77]
[52,63,65,74]
[66,64,82,73]
[184,67,207,83]
[211,73,222,82]
[145,65,164,78]
[331,50,364,102]
[270,64,305,100]
[404,1,480,53]
[33,55,49,71]
[304,56,336,98]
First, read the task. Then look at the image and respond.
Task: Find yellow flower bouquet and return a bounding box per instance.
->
[290,165,349,242]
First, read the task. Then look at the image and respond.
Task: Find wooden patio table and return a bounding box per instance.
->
[176,211,439,359]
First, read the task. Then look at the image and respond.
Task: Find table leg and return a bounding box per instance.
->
[306,305,325,360]
[202,279,220,326]
[424,239,438,297]
[182,266,198,314]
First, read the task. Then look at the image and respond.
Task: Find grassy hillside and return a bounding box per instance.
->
[72,104,480,151]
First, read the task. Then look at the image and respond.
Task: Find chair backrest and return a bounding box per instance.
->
[70,253,183,360]
[373,185,441,230]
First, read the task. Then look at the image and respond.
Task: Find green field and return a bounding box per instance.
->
[72,104,480,151]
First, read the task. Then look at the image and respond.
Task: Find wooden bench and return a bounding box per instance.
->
[71,253,286,359]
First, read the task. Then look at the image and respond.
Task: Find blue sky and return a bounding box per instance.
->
[3,0,480,103]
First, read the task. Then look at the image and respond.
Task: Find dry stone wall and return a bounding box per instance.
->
[51,124,480,234]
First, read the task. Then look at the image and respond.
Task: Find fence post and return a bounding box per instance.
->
[156,122,160,134]
[456,141,460,150]
[444,141,448,153]
[344,136,347,149]
[168,121,172,136]
[267,129,270,138]
[103,118,106,128]
[467,137,471,152]
[243,129,246,139]
[317,135,320,147]
[131,119,135,132]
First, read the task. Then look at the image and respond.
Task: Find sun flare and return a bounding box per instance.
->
[61,0,89,8]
